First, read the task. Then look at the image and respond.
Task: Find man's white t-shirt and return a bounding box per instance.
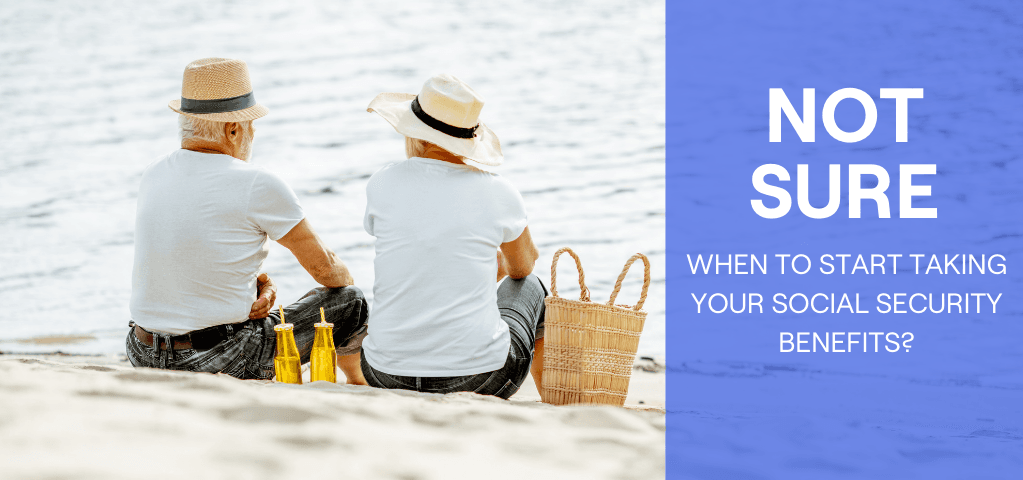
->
[130,149,304,335]
[363,157,529,377]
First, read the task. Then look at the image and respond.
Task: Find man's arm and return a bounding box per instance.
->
[277,219,353,288]
[500,226,539,279]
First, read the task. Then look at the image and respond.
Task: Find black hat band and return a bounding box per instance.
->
[180,91,256,114]
[411,96,479,139]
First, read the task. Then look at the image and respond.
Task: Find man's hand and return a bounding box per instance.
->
[249,272,277,319]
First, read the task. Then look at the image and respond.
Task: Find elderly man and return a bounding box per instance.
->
[127,57,367,384]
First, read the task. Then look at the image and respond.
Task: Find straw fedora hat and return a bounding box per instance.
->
[367,74,503,166]
[168,57,269,122]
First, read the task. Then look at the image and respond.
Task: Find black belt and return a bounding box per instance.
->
[131,319,253,351]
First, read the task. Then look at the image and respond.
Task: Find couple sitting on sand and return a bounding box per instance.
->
[126,58,547,399]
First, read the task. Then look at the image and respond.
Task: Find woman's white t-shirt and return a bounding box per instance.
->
[363,157,529,377]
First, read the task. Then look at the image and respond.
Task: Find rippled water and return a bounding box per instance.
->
[0,1,665,355]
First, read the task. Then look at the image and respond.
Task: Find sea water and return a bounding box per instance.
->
[0,0,666,357]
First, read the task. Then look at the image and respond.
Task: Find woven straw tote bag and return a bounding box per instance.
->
[540,247,650,406]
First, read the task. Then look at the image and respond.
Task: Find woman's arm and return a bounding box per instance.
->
[499,226,539,279]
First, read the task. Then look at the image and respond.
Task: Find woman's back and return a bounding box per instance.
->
[363,156,528,377]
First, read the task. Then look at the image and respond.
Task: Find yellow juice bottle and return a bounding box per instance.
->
[273,323,302,384]
[310,307,337,383]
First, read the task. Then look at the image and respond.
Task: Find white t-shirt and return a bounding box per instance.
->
[130,149,304,335]
[363,157,529,376]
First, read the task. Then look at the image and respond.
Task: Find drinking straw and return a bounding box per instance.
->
[278,305,286,324]
[319,307,326,324]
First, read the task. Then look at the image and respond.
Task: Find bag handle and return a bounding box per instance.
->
[550,247,590,302]
[607,253,650,311]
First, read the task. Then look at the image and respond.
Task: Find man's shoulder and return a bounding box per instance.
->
[141,150,272,193]
[247,164,294,190]
[141,150,177,175]
[146,149,251,171]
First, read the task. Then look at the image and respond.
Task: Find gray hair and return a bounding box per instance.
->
[179,115,256,160]
[179,115,232,142]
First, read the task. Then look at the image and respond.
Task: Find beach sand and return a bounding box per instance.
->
[0,353,664,479]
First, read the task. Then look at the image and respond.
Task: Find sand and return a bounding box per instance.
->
[0,354,664,479]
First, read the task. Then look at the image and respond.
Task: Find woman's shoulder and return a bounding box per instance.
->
[478,169,518,192]
[366,160,406,186]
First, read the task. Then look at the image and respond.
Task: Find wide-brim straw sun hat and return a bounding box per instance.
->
[168,57,269,122]
[367,73,503,166]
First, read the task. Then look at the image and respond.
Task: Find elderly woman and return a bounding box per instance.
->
[360,74,547,399]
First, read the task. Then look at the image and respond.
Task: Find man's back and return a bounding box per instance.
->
[130,149,303,335]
